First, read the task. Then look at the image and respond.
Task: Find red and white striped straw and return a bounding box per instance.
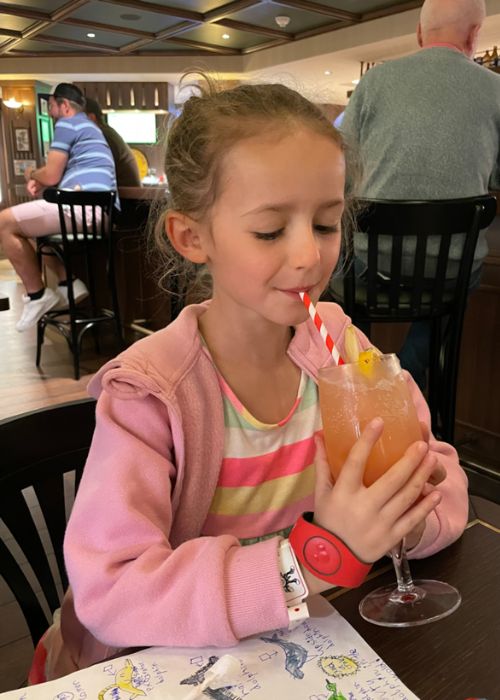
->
[299,291,344,365]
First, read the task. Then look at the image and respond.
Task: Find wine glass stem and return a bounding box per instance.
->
[391,539,415,593]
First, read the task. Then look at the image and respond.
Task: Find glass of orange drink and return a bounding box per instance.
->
[318,352,461,627]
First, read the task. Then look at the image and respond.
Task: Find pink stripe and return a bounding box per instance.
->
[218,435,317,487]
[202,494,314,539]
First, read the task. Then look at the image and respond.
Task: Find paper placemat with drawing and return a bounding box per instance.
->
[1,597,418,700]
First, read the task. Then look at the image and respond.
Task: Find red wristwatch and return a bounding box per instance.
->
[289,512,372,588]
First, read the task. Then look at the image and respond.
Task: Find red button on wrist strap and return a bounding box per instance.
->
[289,513,371,588]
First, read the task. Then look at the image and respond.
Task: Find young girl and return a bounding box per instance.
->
[34,76,468,682]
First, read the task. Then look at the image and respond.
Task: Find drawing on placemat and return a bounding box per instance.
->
[260,633,308,679]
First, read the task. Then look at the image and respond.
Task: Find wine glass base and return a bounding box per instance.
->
[359,579,461,627]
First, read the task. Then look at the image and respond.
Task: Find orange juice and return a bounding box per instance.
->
[318,354,422,486]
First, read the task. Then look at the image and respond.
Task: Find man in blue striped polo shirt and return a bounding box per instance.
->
[0,83,118,332]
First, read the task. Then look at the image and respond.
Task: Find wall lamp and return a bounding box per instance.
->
[3,97,24,113]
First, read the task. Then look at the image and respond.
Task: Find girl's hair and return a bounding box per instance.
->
[150,72,359,301]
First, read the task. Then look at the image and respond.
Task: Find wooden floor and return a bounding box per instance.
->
[0,258,123,692]
[0,258,119,421]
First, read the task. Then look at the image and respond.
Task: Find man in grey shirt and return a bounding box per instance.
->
[340,0,500,387]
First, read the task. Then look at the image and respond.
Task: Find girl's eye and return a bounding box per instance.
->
[314,224,340,234]
[253,229,284,241]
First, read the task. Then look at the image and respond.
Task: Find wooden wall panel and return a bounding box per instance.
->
[75,81,171,111]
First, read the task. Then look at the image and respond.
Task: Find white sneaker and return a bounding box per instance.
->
[57,278,89,306]
[16,287,61,332]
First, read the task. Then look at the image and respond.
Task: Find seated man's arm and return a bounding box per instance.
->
[26,150,68,187]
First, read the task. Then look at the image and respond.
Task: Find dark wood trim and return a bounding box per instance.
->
[134,49,220,56]
[0,24,49,54]
[62,17,155,39]
[35,34,121,53]
[0,0,89,54]
[165,36,240,54]
[295,19,353,40]
[204,0,261,23]
[456,418,500,441]
[217,18,293,41]
[241,38,289,54]
[118,21,200,54]
[0,2,48,21]
[154,21,203,40]
[275,0,359,22]
[0,28,23,39]
[50,0,90,22]
[103,0,203,22]
[362,0,423,22]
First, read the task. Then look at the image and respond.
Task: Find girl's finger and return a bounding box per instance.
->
[369,440,429,506]
[336,418,384,491]
[381,451,438,522]
[392,489,442,544]
[427,461,446,486]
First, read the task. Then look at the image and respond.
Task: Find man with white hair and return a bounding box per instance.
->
[339,0,500,389]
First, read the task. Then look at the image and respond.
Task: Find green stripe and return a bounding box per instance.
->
[240,524,293,546]
[222,375,317,429]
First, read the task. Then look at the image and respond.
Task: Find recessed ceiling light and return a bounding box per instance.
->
[86,32,96,38]
[120,13,140,20]
[324,70,332,76]
[352,79,360,85]
[222,33,230,40]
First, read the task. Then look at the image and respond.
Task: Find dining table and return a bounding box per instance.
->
[324,494,500,700]
[1,495,498,700]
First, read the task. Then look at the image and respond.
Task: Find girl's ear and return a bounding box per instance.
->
[166,210,208,264]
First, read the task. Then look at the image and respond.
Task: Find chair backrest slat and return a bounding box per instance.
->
[0,399,96,647]
[334,195,497,442]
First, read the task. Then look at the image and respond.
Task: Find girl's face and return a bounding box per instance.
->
[197,127,345,327]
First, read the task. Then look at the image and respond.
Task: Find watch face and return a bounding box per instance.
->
[303,535,342,576]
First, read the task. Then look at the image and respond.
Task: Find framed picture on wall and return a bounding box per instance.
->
[14,127,31,152]
[39,96,49,116]
[13,159,37,177]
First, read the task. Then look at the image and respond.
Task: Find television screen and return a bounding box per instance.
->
[106,111,157,144]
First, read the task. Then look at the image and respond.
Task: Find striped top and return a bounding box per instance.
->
[201,351,320,545]
[50,112,117,194]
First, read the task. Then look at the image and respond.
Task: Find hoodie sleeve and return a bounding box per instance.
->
[64,390,289,650]
[402,370,469,558]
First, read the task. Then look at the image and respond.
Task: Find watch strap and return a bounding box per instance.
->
[278,539,309,606]
[289,512,371,588]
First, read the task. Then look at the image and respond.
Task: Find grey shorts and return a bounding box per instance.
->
[10,199,101,238]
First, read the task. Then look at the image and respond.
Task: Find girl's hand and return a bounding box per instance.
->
[312,419,443,564]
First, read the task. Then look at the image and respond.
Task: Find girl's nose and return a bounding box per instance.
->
[290,228,321,269]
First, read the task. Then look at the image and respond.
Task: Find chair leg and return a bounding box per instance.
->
[107,251,125,349]
[69,317,80,381]
[89,322,100,354]
[36,319,46,367]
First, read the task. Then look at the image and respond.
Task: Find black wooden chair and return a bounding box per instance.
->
[37,188,124,380]
[326,196,497,443]
[0,399,96,648]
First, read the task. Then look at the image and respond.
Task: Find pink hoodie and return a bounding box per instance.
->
[43,301,468,679]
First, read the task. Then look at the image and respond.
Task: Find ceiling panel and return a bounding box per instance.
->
[136,39,215,53]
[292,0,417,13]
[156,0,231,11]
[71,1,184,35]
[0,0,423,59]
[231,5,337,35]
[0,15,34,33]
[176,22,266,50]
[42,23,133,49]
[12,38,99,53]
[0,0,66,9]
